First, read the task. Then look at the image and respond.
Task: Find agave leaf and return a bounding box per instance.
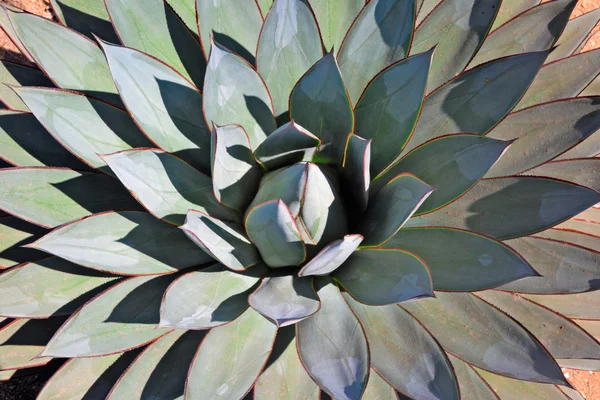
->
[253,121,321,171]
[362,371,398,400]
[360,173,433,247]
[406,50,550,154]
[186,308,277,399]
[0,61,53,112]
[99,41,211,173]
[247,163,308,217]
[0,168,141,229]
[107,330,205,400]
[310,0,363,51]
[527,290,600,320]
[0,6,33,63]
[255,326,320,399]
[415,0,441,24]
[257,0,323,116]
[374,135,511,215]
[470,0,577,66]
[516,49,600,110]
[182,210,260,271]
[406,177,600,240]
[547,8,600,63]
[298,234,363,277]
[257,0,274,16]
[0,257,118,318]
[105,0,206,87]
[245,199,306,267]
[4,8,120,106]
[14,87,151,173]
[384,227,536,291]
[204,42,277,150]
[211,124,261,211]
[0,216,46,269]
[49,0,119,42]
[42,275,173,357]
[344,295,460,399]
[289,52,354,162]
[335,249,433,305]
[477,369,573,399]
[490,0,540,31]
[498,236,600,294]
[297,278,369,400]
[160,265,262,329]
[486,98,600,177]
[249,275,320,326]
[338,0,415,103]
[197,0,263,63]
[556,130,600,159]
[0,111,86,169]
[526,159,600,192]
[401,292,568,385]
[354,50,431,177]
[101,149,238,225]
[165,0,197,34]
[30,211,212,276]
[477,290,600,360]
[342,134,370,211]
[538,227,600,252]
[0,318,64,370]
[447,354,500,400]
[556,208,600,237]
[37,351,140,400]
[412,0,500,91]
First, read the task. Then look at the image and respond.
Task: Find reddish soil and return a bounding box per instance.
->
[0,0,600,398]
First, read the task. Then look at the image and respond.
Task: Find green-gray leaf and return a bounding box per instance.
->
[310,0,364,51]
[412,0,501,91]
[42,275,173,357]
[447,354,500,400]
[405,50,549,154]
[490,0,540,31]
[30,211,212,276]
[406,177,600,240]
[342,134,370,211]
[469,0,577,66]
[486,97,600,177]
[547,7,600,63]
[257,0,323,116]
[0,216,47,269]
[186,308,277,399]
[344,295,459,400]
[537,227,600,253]
[197,0,263,64]
[0,61,53,112]
[245,199,306,267]
[477,369,574,399]
[204,42,277,150]
[401,292,568,385]
[354,50,432,177]
[253,120,321,171]
[525,158,600,192]
[374,134,511,214]
[14,87,151,173]
[211,124,261,211]
[338,0,415,103]
[385,227,536,291]
[165,0,198,34]
[0,318,63,370]
[556,130,600,159]
[49,0,119,42]
[290,52,354,162]
[360,173,434,247]
[104,0,206,87]
[335,248,433,305]
[297,278,369,400]
[182,210,260,271]
[298,234,363,277]
[5,8,120,106]
[160,264,262,329]
[0,168,140,229]
[555,208,600,237]
[249,275,320,326]
[525,290,600,320]
[0,257,117,318]
[499,236,600,294]
[362,371,399,400]
[99,41,211,172]
[102,149,238,225]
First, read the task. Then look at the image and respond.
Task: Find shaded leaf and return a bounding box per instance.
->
[0,216,47,269]
[525,158,600,192]
[447,354,500,400]
[477,369,571,400]
[362,372,398,400]
[490,0,540,31]
[49,0,119,41]
[335,248,433,305]
[385,227,536,291]
[344,295,460,400]
[297,278,369,400]
[160,264,261,329]
[165,0,197,33]
[186,308,277,399]
[299,234,363,277]
[547,7,600,63]
[342,134,370,211]
[0,60,53,111]
[556,130,600,159]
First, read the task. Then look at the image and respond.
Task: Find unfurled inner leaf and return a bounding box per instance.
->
[299,234,363,277]
[342,134,371,211]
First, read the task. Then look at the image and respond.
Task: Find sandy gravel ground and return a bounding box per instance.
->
[0,0,599,398]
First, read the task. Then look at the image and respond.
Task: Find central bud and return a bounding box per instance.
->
[244,162,348,268]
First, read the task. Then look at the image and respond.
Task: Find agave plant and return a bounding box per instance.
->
[0,0,599,398]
